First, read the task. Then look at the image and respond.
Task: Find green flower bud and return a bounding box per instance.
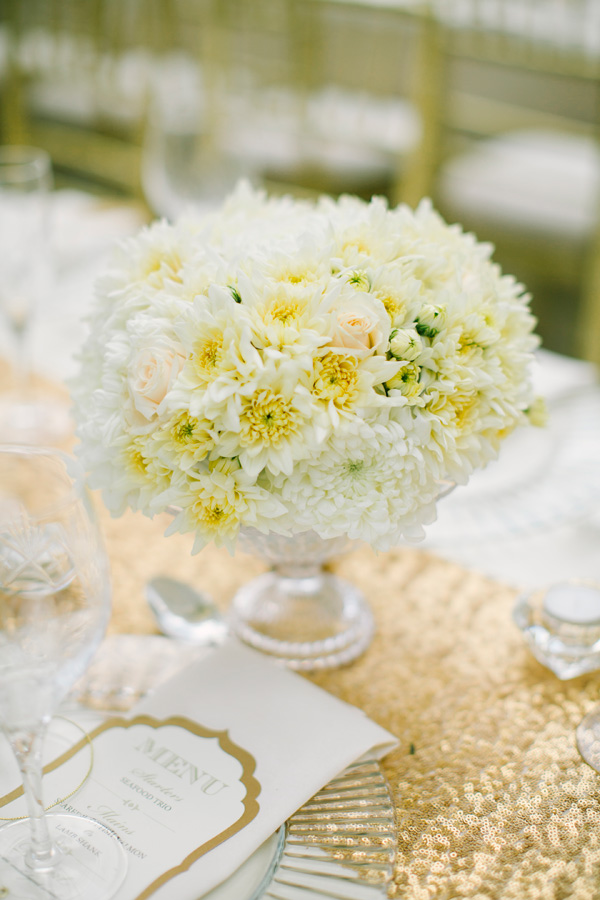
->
[526,396,548,427]
[389,327,424,361]
[415,304,445,339]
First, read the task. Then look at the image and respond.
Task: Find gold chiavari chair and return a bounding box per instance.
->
[407,0,600,365]
[171,0,431,205]
[200,0,312,191]
[138,0,312,215]
[296,0,431,202]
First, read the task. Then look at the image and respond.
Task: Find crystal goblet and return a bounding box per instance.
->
[0,445,127,899]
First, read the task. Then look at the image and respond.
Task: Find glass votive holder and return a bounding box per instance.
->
[513,580,600,679]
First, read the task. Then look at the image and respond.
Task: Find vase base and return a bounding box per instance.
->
[229,571,374,671]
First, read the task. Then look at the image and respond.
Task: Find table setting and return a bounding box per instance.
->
[1,164,600,900]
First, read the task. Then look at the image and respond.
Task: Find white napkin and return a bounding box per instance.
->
[135,639,397,899]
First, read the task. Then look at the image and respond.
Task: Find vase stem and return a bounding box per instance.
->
[231,530,374,671]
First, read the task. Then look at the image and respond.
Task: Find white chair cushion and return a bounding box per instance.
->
[439,129,600,241]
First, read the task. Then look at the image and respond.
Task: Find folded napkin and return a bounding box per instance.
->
[0,639,397,900]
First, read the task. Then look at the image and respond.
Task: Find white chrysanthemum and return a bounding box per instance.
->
[240,234,333,290]
[322,194,404,269]
[88,429,174,518]
[166,458,288,552]
[215,364,326,478]
[150,410,215,472]
[368,263,428,330]
[235,269,332,359]
[311,349,401,428]
[266,418,441,549]
[205,181,317,258]
[120,218,200,285]
[170,287,260,417]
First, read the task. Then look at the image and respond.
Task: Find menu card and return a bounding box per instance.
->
[0,639,398,899]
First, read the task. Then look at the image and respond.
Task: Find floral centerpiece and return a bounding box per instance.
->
[73,183,539,667]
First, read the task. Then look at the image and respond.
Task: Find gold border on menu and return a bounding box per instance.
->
[0,715,262,900]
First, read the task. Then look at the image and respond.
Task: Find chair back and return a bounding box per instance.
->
[1,0,176,198]
[409,0,600,364]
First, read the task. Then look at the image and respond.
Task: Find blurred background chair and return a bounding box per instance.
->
[410,0,600,364]
[142,0,316,216]
[0,0,175,201]
[141,0,429,216]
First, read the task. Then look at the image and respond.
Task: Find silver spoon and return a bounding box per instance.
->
[146,576,228,645]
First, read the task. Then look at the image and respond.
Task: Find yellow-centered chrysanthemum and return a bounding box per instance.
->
[140,247,183,289]
[313,352,360,409]
[190,331,225,381]
[152,411,214,471]
[240,392,300,445]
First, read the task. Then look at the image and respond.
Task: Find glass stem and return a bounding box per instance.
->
[10,725,56,872]
[10,316,32,393]
[273,560,323,581]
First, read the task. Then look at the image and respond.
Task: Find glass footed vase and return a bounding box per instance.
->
[230,529,373,671]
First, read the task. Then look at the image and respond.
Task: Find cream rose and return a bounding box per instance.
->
[330,294,390,357]
[128,339,185,421]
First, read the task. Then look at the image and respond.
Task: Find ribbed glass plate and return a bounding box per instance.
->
[266,759,396,900]
[68,635,396,899]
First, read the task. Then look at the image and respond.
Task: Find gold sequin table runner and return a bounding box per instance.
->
[99,505,600,900]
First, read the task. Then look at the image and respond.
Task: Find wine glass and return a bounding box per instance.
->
[142,66,251,221]
[0,445,127,899]
[0,146,71,443]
